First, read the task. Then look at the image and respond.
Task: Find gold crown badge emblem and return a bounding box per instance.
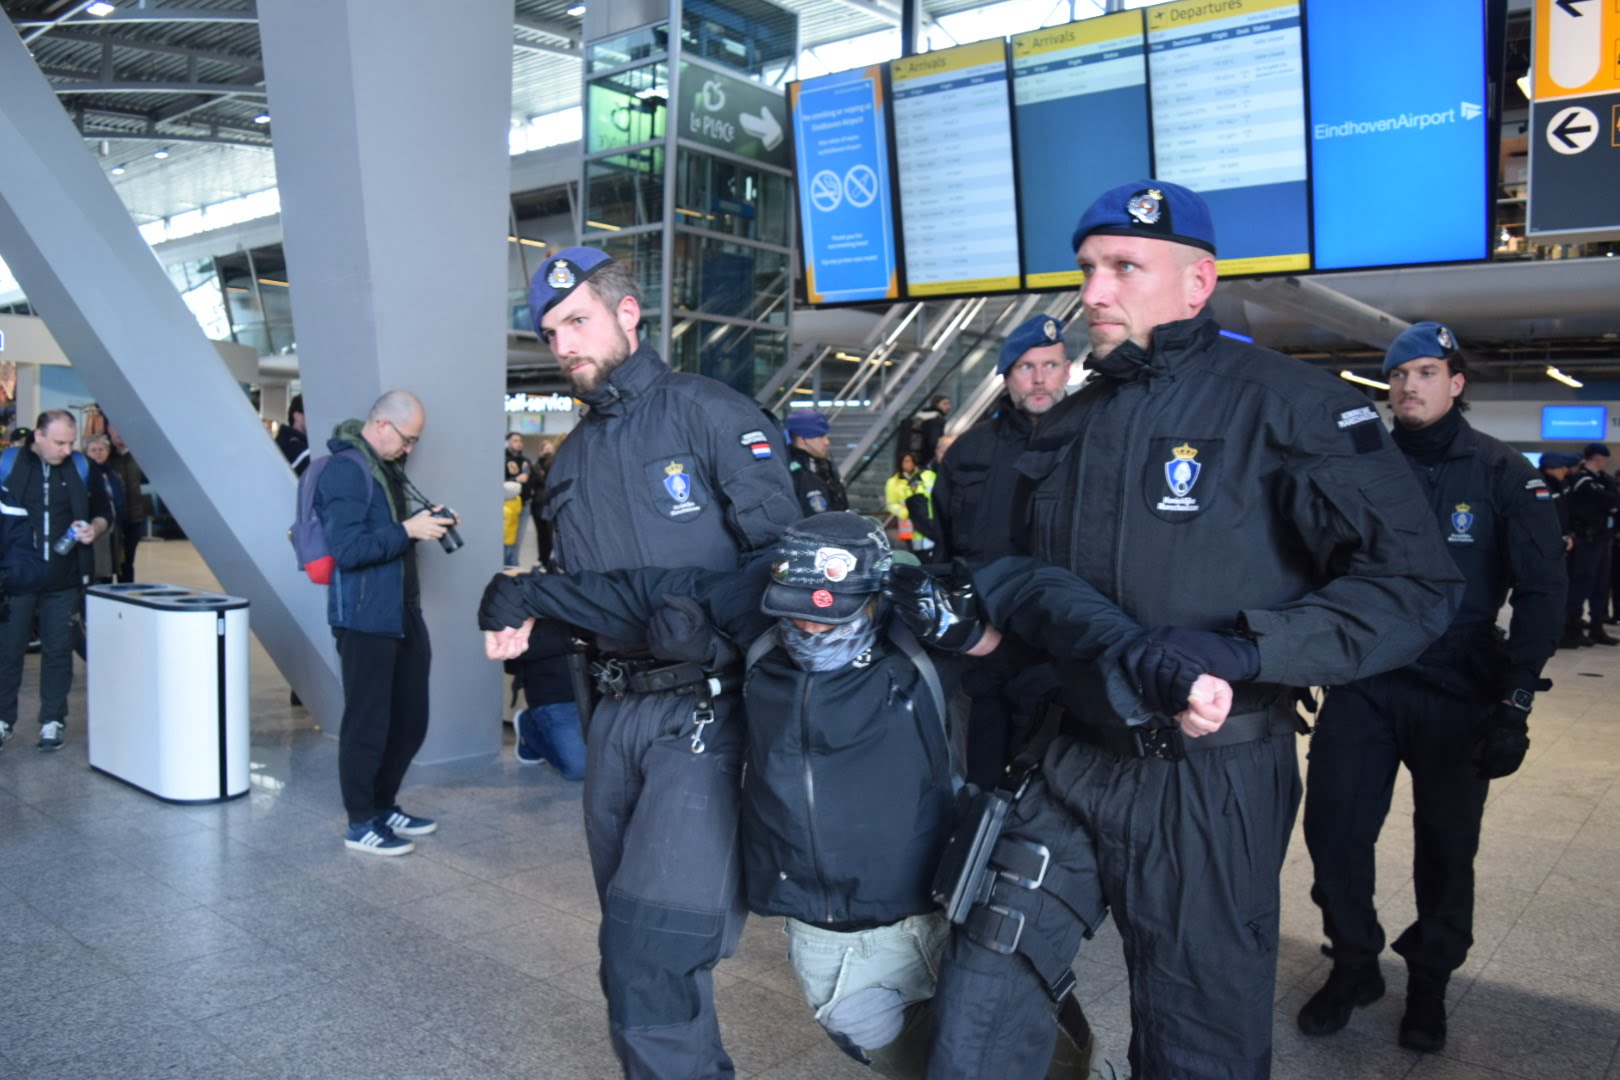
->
[1172,443,1199,460]
[665,461,685,476]
[1455,503,1470,513]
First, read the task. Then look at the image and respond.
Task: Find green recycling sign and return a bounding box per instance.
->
[678,61,789,169]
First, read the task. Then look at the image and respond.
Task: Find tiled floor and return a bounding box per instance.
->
[2,540,1619,1078]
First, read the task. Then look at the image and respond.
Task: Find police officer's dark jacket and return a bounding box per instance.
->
[1016,313,1463,724]
[1567,467,1620,538]
[542,343,800,576]
[500,554,1137,926]
[1390,410,1565,698]
[933,397,1034,562]
[789,445,849,516]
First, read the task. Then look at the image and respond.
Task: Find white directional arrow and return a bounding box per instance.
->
[1547,104,1599,153]
[739,106,783,152]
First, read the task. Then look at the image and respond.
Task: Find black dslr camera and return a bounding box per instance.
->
[431,507,463,554]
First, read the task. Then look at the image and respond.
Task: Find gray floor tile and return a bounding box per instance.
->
[713,978,830,1077]
[1442,998,1619,1080]
[76,902,262,974]
[21,1020,261,1080]
[388,878,539,940]
[493,852,601,919]
[135,942,329,1021]
[1457,958,1620,1041]
[460,905,605,979]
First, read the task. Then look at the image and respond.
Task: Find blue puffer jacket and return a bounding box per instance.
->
[315,429,412,636]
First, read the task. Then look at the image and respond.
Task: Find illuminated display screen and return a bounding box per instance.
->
[789,67,900,304]
[891,39,1021,296]
[1542,405,1609,441]
[1012,12,1151,289]
[1306,0,1489,269]
[1145,0,1311,275]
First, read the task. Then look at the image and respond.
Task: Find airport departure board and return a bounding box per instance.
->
[789,66,901,304]
[891,39,1021,296]
[787,0,1496,306]
[1145,0,1311,275]
[1012,12,1150,289]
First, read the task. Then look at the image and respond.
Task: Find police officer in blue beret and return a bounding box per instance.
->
[1564,442,1620,646]
[509,246,799,1078]
[1298,321,1565,1053]
[931,314,1071,786]
[785,410,849,515]
[924,181,1463,1080]
[1536,451,1577,555]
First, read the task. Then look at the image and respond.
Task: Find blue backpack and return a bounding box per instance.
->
[0,446,89,492]
[289,448,372,584]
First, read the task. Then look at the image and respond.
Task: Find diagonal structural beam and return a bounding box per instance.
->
[0,19,345,723]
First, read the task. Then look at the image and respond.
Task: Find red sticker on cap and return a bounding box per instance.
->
[812,589,834,609]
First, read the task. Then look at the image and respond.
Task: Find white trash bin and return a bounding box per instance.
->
[86,583,250,803]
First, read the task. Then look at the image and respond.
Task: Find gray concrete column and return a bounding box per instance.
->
[258,1,513,762]
[0,24,345,726]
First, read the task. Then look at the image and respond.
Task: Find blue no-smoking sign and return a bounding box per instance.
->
[791,67,898,304]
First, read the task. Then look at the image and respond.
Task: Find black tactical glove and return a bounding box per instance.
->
[648,595,733,668]
[1476,701,1530,780]
[478,571,533,630]
[1111,626,1262,716]
[883,560,985,653]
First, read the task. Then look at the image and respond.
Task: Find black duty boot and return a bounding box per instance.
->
[1561,620,1592,649]
[1589,627,1620,646]
[1398,971,1449,1053]
[1297,962,1385,1036]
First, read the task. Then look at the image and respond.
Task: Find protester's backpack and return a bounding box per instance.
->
[289,447,372,584]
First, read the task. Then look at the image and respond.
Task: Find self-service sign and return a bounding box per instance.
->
[1529,0,1620,236]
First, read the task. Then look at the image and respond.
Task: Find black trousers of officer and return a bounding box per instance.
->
[928,715,1301,1080]
[584,688,747,1080]
[1303,673,1488,980]
[1567,537,1609,625]
[334,606,431,826]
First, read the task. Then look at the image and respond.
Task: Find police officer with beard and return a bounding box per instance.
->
[1297,322,1564,1054]
[923,181,1462,1080]
[527,246,800,1078]
[932,315,1072,786]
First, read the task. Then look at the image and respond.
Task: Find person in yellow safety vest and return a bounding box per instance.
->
[886,452,936,555]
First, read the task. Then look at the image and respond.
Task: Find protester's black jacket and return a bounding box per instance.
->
[933,399,1035,563]
[500,555,1138,926]
[1015,314,1463,725]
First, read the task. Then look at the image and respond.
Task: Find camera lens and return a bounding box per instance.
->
[439,526,464,554]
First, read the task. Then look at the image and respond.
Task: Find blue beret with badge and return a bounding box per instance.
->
[528,246,614,333]
[1542,452,1579,468]
[1382,321,1459,375]
[785,411,832,440]
[1584,443,1611,459]
[1071,180,1217,256]
[998,315,1066,376]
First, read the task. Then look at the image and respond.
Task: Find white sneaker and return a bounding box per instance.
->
[38,721,64,751]
[0,720,11,748]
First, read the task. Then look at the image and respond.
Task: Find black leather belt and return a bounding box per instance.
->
[1070,708,1297,762]
[592,656,737,698]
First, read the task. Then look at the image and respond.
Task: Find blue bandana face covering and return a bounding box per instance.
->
[779,612,878,672]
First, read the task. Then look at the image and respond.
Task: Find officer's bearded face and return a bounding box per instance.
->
[1387,358,1463,430]
[1004,343,1071,416]
[1076,235,1215,356]
[541,284,637,395]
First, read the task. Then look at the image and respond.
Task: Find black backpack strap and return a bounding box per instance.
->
[744,625,779,672]
[888,621,958,778]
